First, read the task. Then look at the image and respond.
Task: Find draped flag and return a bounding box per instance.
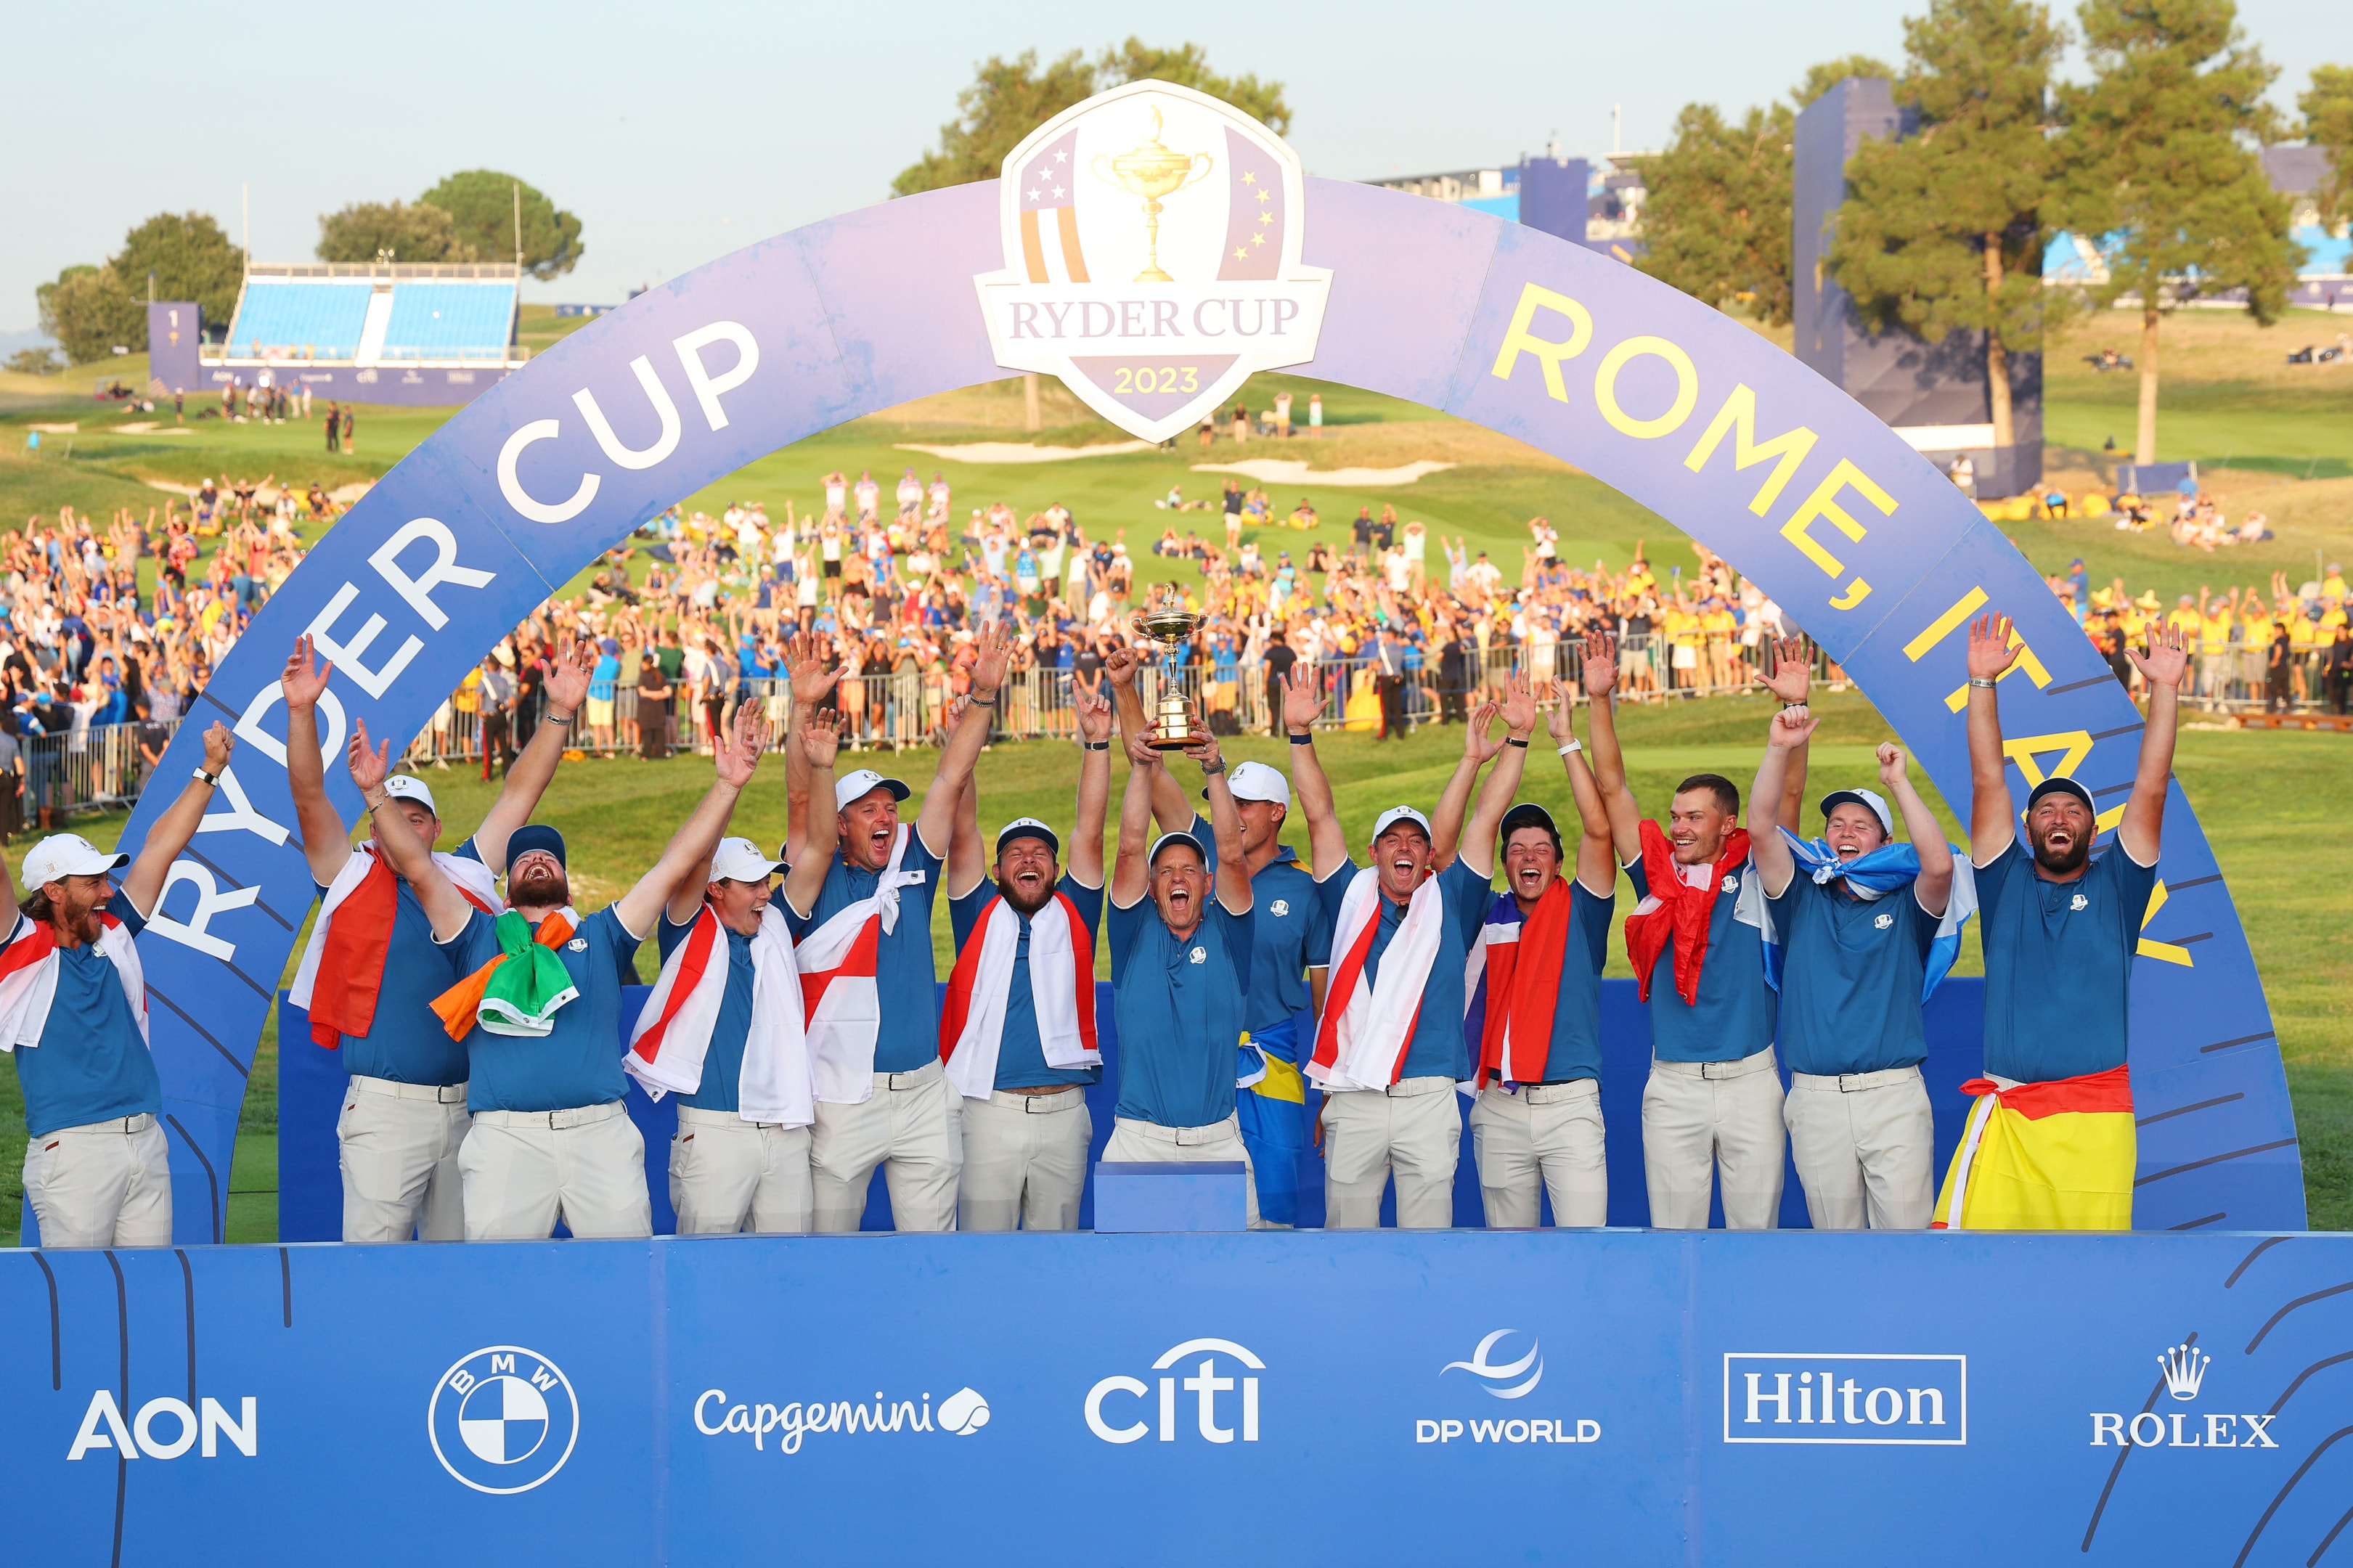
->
[1756,831,1978,1000]
[0,912,146,1051]
[1932,1065,2135,1231]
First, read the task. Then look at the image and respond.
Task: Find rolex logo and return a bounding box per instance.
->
[2158,1343,2210,1402]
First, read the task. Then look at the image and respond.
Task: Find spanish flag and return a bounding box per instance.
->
[1931,1064,2134,1231]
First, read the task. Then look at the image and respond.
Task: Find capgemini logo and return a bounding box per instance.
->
[1442,1331,1544,1400]
[2158,1344,2211,1402]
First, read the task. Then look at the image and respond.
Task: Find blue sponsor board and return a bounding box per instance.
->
[3,1230,2348,1564]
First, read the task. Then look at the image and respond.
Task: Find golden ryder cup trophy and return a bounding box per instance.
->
[1092,107,1213,282]
[1131,587,1204,751]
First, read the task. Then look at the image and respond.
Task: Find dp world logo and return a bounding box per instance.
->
[428,1346,581,1494]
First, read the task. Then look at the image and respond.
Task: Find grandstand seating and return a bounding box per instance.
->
[225,280,375,360]
[378,282,517,362]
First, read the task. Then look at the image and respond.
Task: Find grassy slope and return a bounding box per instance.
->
[4,690,2345,1241]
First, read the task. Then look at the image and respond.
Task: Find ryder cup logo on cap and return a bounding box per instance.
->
[997,817,1060,856]
[972,79,1333,444]
[1207,760,1289,808]
[1819,788,1893,836]
[428,1346,579,1495]
[834,768,912,812]
[1373,807,1433,841]
[22,833,130,887]
[383,774,438,814]
[710,836,785,883]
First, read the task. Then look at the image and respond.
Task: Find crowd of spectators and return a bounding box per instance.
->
[2055,560,2353,714]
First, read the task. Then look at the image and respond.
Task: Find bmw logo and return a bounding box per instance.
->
[428,1345,580,1494]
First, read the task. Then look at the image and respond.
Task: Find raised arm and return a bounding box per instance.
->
[1070,682,1113,888]
[348,719,472,939]
[1880,742,1952,915]
[915,621,1011,855]
[474,637,593,871]
[1756,635,1812,836]
[1548,681,1618,896]
[782,709,844,917]
[1454,674,1537,879]
[1112,726,1159,908]
[1965,614,2023,865]
[1106,642,1193,833]
[1279,666,1348,879]
[1430,696,1501,867]
[117,722,232,918]
[947,770,985,900]
[782,632,841,863]
[1188,724,1251,915]
[2118,620,2189,866]
[616,704,767,938]
[1580,629,1642,865]
[1748,706,1817,896]
[280,634,351,885]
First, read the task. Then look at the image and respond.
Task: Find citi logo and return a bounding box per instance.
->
[66,1392,258,1461]
[1723,1354,1966,1446]
[2089,1340,2278,1450]
[1085,1337,1261,1445]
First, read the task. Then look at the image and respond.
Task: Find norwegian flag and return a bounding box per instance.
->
[1016,128,1092,283]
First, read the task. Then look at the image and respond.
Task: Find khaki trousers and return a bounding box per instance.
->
[459,1101,651,1241]
[1470,1081,1607,1228]
[338,1076,469,1243]
[1321,1077,1461,1230]
[1785,1066,1936,1231]
[958,1087,1092,1232]
[1640,1048,1786,1230]
[23,1114,172,1248]
[669,1105,813,1235]
[810,1058,963,1233]
[1102,1113,1261,1229]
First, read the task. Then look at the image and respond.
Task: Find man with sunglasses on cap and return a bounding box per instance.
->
[1748,706,1965,1231]
[1,722,235,1247]
[784,622,1014,1233]
[279,633,595,1243]
[939,684,1114,1230]
[1290,673,1532,1229]
[1461,660,1620,1229]
[1936,614,2189,1230]
[348,707,771,1241]
[1104,705,1260,1223]
[1116,647,1335,1228]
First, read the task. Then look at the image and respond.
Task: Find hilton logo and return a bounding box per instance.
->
[1722,1354,1966,1445]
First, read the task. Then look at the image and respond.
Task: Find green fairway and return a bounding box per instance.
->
[2,688,2345,1242]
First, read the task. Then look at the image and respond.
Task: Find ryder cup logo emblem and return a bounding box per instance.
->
[428,1347,580,1494]
[974,80,1333,443]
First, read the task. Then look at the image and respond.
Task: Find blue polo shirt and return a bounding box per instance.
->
[786,832,945,1074]
[655,913,756,1113]
[13,894,158,1138]
[313,837,484,1087]
[444,904,642,1113]
[1107,894,1252,1128]
[1188,813,1334,1036]
[947,873,1106,1091]
[1471,882,1615,1085]
[1315,856,1491,1082]
[1625,855,1776,1062]
[1764,871,1937,1076]
[1977,841,2158,1083]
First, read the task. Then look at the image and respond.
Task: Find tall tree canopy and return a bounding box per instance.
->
[418,171,584,279]
[36,212,242,364]
[892,39,1292,197]
[1830,0,2069,449]
[2058,0,2300,464]
[2301,63,2353,227]
[317,200,474,265]
[1636,56,1892,324]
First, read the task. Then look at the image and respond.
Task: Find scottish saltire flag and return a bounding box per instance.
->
[1755,830,1978,1000]
[1218,128,1286,282]
[1016,129,1091,283]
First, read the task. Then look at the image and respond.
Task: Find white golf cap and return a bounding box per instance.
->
[1819,788,1894,836]
[383,775,438,814]
[1204,759,1289,809]
[834,769,912,812]
[23,833,129,887]
[709,836,785,883]
[1371,806,1433,842]
[1149,830,1208,867]
[995,817,1060,856]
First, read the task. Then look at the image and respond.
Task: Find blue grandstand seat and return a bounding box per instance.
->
[379,282,516,360]
[224,282,375,359]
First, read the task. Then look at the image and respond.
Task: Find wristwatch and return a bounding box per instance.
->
[193,765,219,787]
[1967,677,1998,689]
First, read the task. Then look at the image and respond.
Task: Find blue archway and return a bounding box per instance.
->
[115,176,2300,1238]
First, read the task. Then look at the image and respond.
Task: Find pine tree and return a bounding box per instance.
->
[2058,0,2301,464]
[1829,0,2068,454]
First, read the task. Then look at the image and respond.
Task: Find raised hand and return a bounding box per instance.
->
[1546,680,1576,745]
[200,719,235,774]
[717,705,770,788]
[1125,725,1162,769]
[280,633,331,709]
[1463,699,1503,764]
[971,620,1014,692]
[1500,671,1539,738]
[1280,663,1324,732]
[2126,619,2190,692]
[1966,615,2021,682]
[545,636,595,712]
[1581,629,1618,699]
[787,632,842,707]
[1757,636,1811,703]
[1877,741,1909,788]
[1074,684,1113,744]
[797,709,846,772]
[1181,709,1223,772]
[1768,705,1818,750]
[347,717,391,793]
[1104,643,1140,688]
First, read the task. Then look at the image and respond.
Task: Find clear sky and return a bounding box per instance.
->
[3,0,2338,335]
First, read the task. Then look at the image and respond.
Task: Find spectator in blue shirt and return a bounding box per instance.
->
[1102,704,1260,1225]
[350,705,771,1242]
[5,721,236,1248]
